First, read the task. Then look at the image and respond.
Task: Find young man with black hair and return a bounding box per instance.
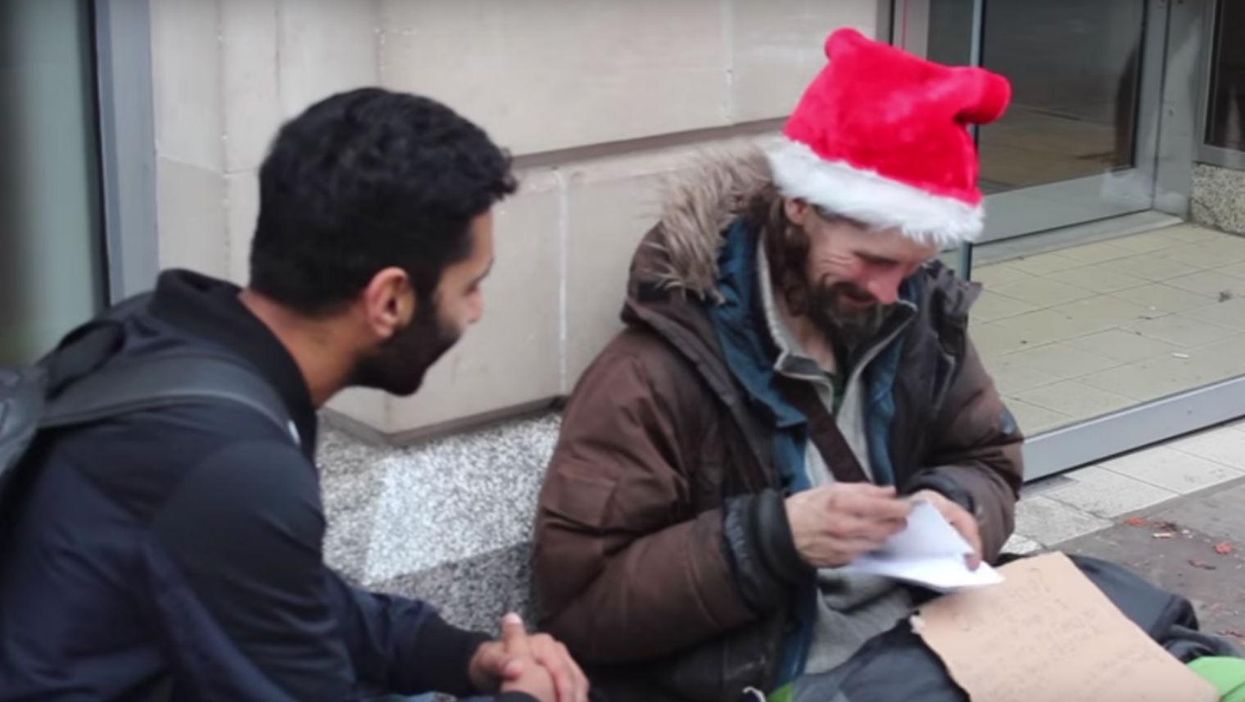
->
[0,88,585,702]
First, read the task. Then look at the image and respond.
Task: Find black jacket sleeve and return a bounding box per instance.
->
[151,439,533,701]
[324,570,489,695]
[722,488,813,612]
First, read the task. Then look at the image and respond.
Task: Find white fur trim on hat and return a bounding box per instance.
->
[765,138,983,247]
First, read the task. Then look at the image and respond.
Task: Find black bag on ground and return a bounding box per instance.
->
[785,554,1242,702]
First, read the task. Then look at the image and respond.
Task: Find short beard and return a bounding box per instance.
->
[760,202,893,365]
[349,297,460,397]
[804,280,892,364]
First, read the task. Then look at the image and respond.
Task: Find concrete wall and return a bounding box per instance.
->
[149,0,884,439]
[319,416,559,629]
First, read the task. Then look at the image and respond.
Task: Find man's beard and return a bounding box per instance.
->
[350,300,460,397]
[804,280,891,362]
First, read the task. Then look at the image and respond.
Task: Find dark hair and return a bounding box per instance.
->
[756,191,812,316]
[758,195,867,317]
[249,88,516,315]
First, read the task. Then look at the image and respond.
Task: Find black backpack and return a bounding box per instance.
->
[0,293,293,518]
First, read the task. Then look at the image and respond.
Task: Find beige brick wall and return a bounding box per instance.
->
[149,0,884,439]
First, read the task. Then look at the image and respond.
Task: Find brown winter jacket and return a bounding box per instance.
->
[533,150,1024,701]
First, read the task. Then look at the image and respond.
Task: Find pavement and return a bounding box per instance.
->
[1006,419,1245,644]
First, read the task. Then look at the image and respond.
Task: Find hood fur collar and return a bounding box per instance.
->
[638,146,774,301]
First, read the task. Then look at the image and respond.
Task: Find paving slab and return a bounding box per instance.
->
[1142,479,1245,551]
[1053,476,1245,644]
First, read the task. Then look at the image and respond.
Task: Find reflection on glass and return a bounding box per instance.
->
[914,0,974,67]
[895,1,1147,196]
[1206,0,1245,152]
[977,0,1146,193]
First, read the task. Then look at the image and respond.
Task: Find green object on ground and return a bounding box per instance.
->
[1190,656,1245,701]
[767,683,793,702]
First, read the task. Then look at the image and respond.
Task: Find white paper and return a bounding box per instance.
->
[839,500,1003,592]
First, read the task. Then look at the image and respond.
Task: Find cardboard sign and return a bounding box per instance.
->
[911,552,1217,702]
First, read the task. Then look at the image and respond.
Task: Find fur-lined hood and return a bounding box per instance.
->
[633,146,775,302]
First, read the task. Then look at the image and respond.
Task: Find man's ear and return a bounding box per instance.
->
[783,198,811,227]
[361,267,416,341]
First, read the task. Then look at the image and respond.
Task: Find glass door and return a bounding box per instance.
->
[896,0,1159,241]
[893,1,1245,480]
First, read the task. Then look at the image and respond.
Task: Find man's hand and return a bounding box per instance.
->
[909,489,983,570]
[468,613,588,702]
[785,483,912,568]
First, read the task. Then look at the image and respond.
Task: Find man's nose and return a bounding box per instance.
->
[866,271,905,305]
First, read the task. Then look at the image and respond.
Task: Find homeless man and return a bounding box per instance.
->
[532,29,1022,702]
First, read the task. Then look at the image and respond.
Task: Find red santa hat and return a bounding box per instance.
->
[766,28,1012,247]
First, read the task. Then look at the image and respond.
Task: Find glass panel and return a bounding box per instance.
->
[972,223,1245,437]
[923,0,974,67]
[892,1,1245,439]
[1206,0,1245,152]
[936,246,968,278]
[962,3,1245,439]
[0,0,104,364]
[895,0,974,66]
[977,0,1146,193]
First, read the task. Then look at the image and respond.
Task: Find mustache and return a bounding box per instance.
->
[819,278,877,305]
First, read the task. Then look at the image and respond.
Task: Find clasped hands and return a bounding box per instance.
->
[468,613,589,702]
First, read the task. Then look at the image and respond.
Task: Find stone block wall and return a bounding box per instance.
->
[1192,163,1245,235]
[149,0,884,438]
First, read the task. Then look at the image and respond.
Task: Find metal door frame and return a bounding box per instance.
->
[1195,0,1245,170]
[887,0,1237,481]
[93,0,158,302]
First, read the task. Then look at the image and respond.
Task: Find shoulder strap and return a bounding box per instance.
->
[775,377,869,484]
[42,351,294,442]
[31,295,293,439]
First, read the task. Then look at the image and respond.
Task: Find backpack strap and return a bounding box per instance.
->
[42,350,294,442]
[0,314,296,543]
[32,293,291,439]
